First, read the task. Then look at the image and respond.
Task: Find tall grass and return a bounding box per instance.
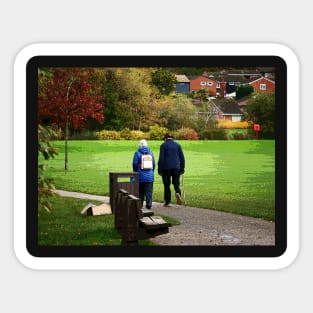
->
[42,140,275,220]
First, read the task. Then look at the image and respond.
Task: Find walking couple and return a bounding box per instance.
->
[132,133,185,209]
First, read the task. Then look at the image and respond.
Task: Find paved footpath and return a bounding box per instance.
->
[56,189,275,246]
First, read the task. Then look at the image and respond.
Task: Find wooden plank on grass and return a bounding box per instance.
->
[81,203,112,216]
[92,203,112,215]
[80,203,95,215]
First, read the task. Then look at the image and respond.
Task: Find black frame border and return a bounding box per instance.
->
[27,55,287,258]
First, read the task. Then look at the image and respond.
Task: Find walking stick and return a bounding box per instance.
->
[181,173,186,205]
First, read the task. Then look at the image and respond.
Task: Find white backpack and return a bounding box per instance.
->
[141,153,153,170]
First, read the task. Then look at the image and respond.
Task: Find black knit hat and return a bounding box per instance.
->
[163,133,173,140]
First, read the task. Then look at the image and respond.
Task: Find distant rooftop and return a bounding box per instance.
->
[175,74,190,83]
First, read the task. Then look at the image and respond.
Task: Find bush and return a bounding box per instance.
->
[96,130,121,140]
[149,125,168,140]
[200,128,227,140]
[120,128,132,140]
[70,129,99,140]
[38,125,59,212]
[175,127,199,140]
[130,130,148,140]
[218,120,251,129]
[232,132,249,140]
[49,124,63,139]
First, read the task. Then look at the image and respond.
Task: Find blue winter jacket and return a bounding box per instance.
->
[132,146,155,183]
[158,139,185,174]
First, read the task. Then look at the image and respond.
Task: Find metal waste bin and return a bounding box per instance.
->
[109,172,139,214]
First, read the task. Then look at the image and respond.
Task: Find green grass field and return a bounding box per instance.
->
[42,139,275,220]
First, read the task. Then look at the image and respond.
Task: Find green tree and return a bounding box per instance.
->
[166,94,198,130]
[101,68,161,131]
[151,68,177,95]
[195,102,218,131]
[246,92,275,139]
[101,69,123,130]
[191,88,209,100]
[236,84,254,99]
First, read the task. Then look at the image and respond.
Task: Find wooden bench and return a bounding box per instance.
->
[115,189,171,246]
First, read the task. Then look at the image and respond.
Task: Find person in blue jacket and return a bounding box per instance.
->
[132,139,155,210]
[158,133,185,206]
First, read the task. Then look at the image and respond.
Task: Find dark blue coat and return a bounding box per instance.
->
[158,139,185,174]
[132,146,155,183]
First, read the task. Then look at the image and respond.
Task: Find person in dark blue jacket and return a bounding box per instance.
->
[158,133,185,206]
[132,139,155,210]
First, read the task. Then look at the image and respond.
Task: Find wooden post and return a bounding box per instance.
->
[114,189,129,232]
[121,195,141,246]
[109,172,139,214]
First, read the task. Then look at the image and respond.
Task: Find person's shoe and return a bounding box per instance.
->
[146,205,151,210]
[176,193,182,205]
[163,202,170,207]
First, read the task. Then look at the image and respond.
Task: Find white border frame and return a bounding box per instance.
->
[14,43,299,270]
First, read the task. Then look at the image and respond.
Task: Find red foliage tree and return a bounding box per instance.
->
[38,68,104,170]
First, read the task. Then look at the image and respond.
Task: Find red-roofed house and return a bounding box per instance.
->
[249,77,275,93]
[189,75,217,96]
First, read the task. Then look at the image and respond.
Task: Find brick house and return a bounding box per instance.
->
[249,76,275,93]
[209,98,243,122]
[189,75,217,96]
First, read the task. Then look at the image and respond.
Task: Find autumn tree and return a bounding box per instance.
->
[100,68,161,131]
[38,68,104,170]
[165,94,198,130]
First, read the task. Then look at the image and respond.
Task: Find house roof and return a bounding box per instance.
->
[249,76,275,84]
[237,95,252,103]
[202,73,255,84]
[210,98,242,115]
[175,74,190,83]
[189,74,215,81]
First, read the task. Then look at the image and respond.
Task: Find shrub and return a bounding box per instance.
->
[70,129,99,140]
[199,128,227,140]
[49,124,63,139]
[96,130,121,140]
[120,128,132,140]
[232,132,249,140]
[212,129,227,140]
[149,125,169,140]
[130,130,150,140]
[175,127,199,140]
[218,120,251,129]
[38,125,59,212]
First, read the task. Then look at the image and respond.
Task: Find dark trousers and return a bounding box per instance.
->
[161,169,181,204]
[139,182,153,209]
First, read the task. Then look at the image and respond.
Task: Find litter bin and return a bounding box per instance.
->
[109,172,139,214]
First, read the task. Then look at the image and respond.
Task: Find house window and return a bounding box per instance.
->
[260,83,266,90]
[232,116,242,122]
[216,82,220,88]
[207,82,213,86]
[200,81,207,86]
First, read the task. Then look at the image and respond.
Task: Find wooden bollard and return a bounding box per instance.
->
[115,189,129,232]
[121,195,141,246]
